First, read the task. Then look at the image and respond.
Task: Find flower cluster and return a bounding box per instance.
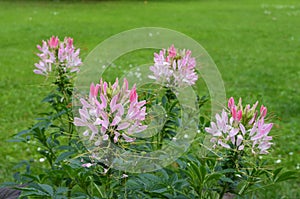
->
[34,36,82,76]
[149,45,198,87]
[74,78,147,145]
[205,97,273,154]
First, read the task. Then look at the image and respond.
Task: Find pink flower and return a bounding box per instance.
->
[167,44,177,59]
[34,36,82,76]
[260,105,267,118]
[149,45,198,87]
[205,97,273,154]
[74,78,147,145]
[228,97,235,109]
[129,86,137,102]
[48,36,59,49]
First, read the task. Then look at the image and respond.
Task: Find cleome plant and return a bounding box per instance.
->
[2,36,297,199]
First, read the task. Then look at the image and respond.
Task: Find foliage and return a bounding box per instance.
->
[1,41,297,199]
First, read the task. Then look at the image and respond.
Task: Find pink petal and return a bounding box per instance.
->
[88,124,98,133]
[134,125,148,133]
[229,128,239,137]
[231,106,237,120]
[248,112,257,125]
[83,130,89,136]
[168,44,177,58]
[94,118,102,125]
[228,97,235,109]
[79,108,90,120]
[103,134,109,141]
[122,133,135,143]
[218,140,230,149]
[237,110,242,122]
[112,78,119,90]
[99,94,107,109]
[129,85,137,102]
[113,131,120,143]
[111,116,121,126]
[110,94,119,113]
[239,123,246,135]
[236,135,243,147]
[238,145,244,150]
[33,69,45,75]
[80,98,91,108]
[260,105,267,118]
[90,83,96,98]
[117,122,131,130]
[74,118,86,126]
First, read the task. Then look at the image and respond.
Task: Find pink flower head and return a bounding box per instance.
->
[66,37,73,48]
[48,36,59,49]
[74,78,147,145]
[206,97,273,154]
[34,36,82,76]
[237,110,242,121]
[260,105,267,118]
[129,86,138,102]
[149,45,198,87]
[228,97,235,109]
[167,44,177,59]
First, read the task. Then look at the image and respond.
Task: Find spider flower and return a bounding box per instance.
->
[34,36,82,76]
[149,45,198,87]
[205,97,273,154]
[74,78,147,145]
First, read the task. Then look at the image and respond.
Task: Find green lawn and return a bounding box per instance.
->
[0,0,299,197]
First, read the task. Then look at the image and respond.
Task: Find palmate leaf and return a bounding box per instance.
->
[185,161,207,183]
[125,169,190,198]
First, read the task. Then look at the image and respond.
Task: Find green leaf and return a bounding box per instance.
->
[275,171,298,183]
[14,187,38,192]
[219,168,236,174]
[20,191,50,198]
[220,177,234,183]
[38,183,54,196]
[22,174,41,183]
[55,187,68,194]
[7,138,27,142]
[151,188,168,193]
[55,151,75,163]
[272,167,283,182]
[162,96,167,107]
[205,173,222,182]
[199,165,207,180]
[15,129,31,137]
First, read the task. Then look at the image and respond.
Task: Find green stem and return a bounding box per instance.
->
[219,183,228,199]
[198,184,203,198]
[67,111,74,143]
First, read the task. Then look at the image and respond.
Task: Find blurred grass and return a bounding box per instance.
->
[0,0,299,197]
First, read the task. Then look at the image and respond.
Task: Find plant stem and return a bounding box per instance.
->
[219,183,228,199]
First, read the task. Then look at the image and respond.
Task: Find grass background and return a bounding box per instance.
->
[0,0,299,197]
